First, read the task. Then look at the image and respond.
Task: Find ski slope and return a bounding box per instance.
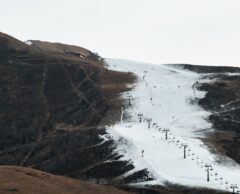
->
[105,59,240,193]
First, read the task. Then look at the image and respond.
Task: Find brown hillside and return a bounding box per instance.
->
[29,40,91,56]
[0,32,31,51]
[29,40,105,68]
[0,166,133,194]
[0,32,137,190]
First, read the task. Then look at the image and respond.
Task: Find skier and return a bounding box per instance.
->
[141,149,144,157]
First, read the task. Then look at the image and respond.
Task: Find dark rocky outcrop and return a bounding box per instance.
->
[172,64,240,73]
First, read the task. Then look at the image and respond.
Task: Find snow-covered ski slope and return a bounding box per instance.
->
[106,59,240,192]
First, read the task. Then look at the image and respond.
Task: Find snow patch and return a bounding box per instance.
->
[25,40,32,45]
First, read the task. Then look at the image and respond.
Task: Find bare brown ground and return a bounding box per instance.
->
[29,40,91,56]
[0,32,32,51]
[200,131,234,155]
[0,166,134,194]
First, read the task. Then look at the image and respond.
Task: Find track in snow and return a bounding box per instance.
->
[106,59,240,193]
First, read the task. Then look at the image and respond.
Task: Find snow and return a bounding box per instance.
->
[25,40,32,45]
[105,59,240,192]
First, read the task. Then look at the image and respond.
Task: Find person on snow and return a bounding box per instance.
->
[141,149,144,157]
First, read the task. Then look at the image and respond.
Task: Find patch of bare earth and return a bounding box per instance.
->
[0,166,134,194]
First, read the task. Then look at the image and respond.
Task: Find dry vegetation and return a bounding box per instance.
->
[0,166,133,194]
[0,32,138,194]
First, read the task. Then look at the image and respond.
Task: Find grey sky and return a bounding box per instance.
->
[1,0,240,66]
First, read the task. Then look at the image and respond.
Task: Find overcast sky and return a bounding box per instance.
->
[1,0,240,66]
